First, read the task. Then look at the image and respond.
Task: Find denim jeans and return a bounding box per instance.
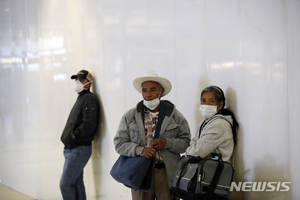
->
[60,145,92,200]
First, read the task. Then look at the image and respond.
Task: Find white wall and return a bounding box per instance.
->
[0,0,299,199]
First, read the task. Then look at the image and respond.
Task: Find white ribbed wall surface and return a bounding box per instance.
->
[0,1,299,199]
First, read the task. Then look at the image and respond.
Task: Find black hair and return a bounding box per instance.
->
[201,85,239,145]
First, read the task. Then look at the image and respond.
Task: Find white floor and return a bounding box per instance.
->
[0,184,35,200]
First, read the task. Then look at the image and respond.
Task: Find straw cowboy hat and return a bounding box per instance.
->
[133,70,172,97]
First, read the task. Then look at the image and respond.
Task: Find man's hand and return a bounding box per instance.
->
[150,138,167,151]
[141,147,156,159]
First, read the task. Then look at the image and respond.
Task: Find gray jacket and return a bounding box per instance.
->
[114,100,191,187]
[186,114,234,163]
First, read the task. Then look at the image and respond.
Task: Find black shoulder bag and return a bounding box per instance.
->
[170,116,234,200]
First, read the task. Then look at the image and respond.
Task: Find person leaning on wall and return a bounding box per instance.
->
[185,85,242,200]
[114,70,191,200]
[59,69,99,200]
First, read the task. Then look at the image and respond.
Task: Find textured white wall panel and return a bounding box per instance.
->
[0,0,299,200]
[287,1,300,200]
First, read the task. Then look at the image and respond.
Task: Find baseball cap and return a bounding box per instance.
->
[71,70,93,82]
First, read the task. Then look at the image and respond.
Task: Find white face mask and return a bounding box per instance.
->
[74,80,90,93]
[143,90,162,110]
[199,105,217,119]
[143,97,160,110]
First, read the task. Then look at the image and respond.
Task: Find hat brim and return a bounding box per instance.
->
[133,77,172,97]
[71,75,86,80]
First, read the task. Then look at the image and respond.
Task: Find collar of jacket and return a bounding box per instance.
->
[78,88,91,98]
[136,100,174,118]
[136,100,175,142]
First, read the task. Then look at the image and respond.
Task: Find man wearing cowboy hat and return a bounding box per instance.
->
[114,70,191,200]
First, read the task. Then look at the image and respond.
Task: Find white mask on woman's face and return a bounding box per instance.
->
[74,80,90,93]
[199,105,217,119]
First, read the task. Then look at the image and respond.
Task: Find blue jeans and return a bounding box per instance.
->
[60,145,92,200]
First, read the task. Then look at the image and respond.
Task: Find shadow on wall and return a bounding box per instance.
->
[225,88,290,199]
[225,87,244,200]
[247,155,290,200]
[90,81,107,199]
[225,87,244,175]
[194,77,208,130]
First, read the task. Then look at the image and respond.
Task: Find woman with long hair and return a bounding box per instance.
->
[185,85,238,163]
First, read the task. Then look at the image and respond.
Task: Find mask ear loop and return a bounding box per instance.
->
[84,81,92,86]
[83,81,92,90]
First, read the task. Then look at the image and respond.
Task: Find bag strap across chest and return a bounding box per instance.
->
[198,115,232,139]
